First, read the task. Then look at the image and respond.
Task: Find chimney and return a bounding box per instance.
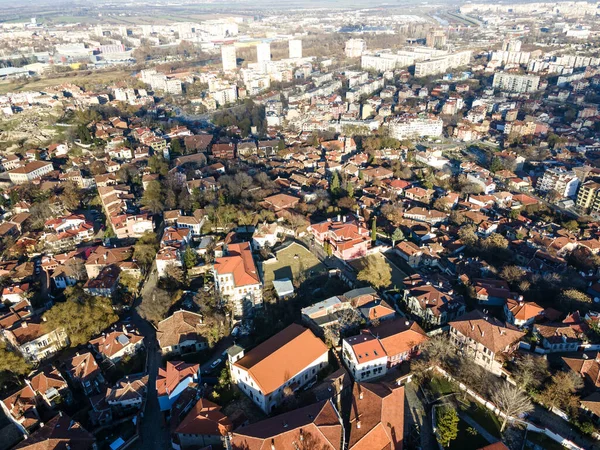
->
[359,391,364,400]
[271,441,275,450]
[481,330,485,337]
[357,421,361,429]
[21,321,28,328]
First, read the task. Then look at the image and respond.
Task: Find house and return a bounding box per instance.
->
[504,298,544,328]
[2,283,31,305]
[263,193,300,211]
[161,226,191,248]
[212,142,236,159]
[12,412,96,450]
[252,222,279,249]
[348,382,404,450]
[308,217,370,260]
[404,186,434,203]
[230,324,329,414]
[230,400,343,450]
[156,246,182,278]
[157,361,200,411]
[402,276,465,327]
[534,322,583,353]
[64,352,104,396]
[473,279,517,307]
[172,398,233,450]
[105,374,149,412]
[214,242,263,319]
[1,385,39,430]
[89,325,144,362]
[26,366,71,408]
[342,318,427,381]
[83,264,120,297]
[449,310,525,376]
[156,310,208,355]
[581,392,600,423]
[394,241,423,268]
[1,317,68,363]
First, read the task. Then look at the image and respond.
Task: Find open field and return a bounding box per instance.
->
[0,69,132,94]
[262,241,325,286]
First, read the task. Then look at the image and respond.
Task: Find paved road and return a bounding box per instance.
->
[528,405,599,450]
[404,383,438,450]
[131,308,170,450]
[130,262,171,450]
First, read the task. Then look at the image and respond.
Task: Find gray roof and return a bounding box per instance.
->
[273,278,294,297]
[343,286,377,300]
[301,296,342,317]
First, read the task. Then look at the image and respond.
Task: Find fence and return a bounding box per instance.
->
[432,366,585,450]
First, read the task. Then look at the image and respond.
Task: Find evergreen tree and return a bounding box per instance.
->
[371,217,377,243]
[330,171,341,196]
[436,407,459,448]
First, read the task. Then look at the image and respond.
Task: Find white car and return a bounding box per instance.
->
[210,358,222,369]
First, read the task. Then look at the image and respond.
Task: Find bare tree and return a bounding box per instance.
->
[492,382,533,432]
[513,354,549,392]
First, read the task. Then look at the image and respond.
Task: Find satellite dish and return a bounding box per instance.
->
[594,297,599,303]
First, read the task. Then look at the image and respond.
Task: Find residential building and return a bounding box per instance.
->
[342,318,427,381]
[256,42,271,64]
[89,325,144,362]
[308,217,370,260]
[449,310,525,376]
[402,276,466,327]
[426,29,447,48]
[8,161,53,184]
[172,398,233,450]
[156,310,208,355]
[413,50,471,77]
[106,375,148,412]
[221,45,237,72]
[214,242,262,318]
[26,366,71,408]
[157,361,200,411]
[230,400,343,449]
[289,39,302,59]
[12,412,96,450]
[1,385,40,430]
[576,180,600,212]
[345,39,366,58]
[64,352,104,396]
[492,72,540,93]
[536,167,579,198]
[388,114,443,140]
[348,382,404,450]
[230,324,329,413]
[1,317,68,363]
[504,299,544,328]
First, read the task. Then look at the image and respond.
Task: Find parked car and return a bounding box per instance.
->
[210,358,222,370]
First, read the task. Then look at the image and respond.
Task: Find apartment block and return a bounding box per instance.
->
[492,72,540,93]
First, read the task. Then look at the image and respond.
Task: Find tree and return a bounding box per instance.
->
[183,248,198,270]
[141,180,165,214]
[371,217,377,243]
[391,228,404,247]
[436,406,459,448]
[381,203,403,226]
[482,233,509,251]
[330,171,341,196]
[44,297,118,347]
[559,289,592,310]
[357,255,391,290]
[539,371,583,415]
[457,224,478,246]
[492,382,533,432]
[489,157,503,173]
[500,265,525,285]
[0,341,30,378]
[60,182,82,211]
[134,232,159,273]
[513,354,549,392]
[148,154,168,176]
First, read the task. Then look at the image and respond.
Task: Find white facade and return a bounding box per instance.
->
[256,42,271,64]
[413,50,471,77]
[492,72,540,93]
[342,337,388,382]
[345,39,366,58]
[388,114,443,140]
[289,39,302,59]
[231,351,328,413]
[536,167,580,198]
[221,45,237,72]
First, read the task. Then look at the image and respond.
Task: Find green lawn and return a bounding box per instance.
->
[465,403,502,438]
[349,253,408,289]
[429,376,456,397]
[261,242,325,286]
[447,417,490,450]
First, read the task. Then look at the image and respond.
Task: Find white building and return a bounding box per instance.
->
[8,161,53,184]
[413,50,472,77]
[345,39,366,58]
[229,324,329,414]
[289,39,302,59]
[536,167,579,198]
[388,114,443,140]
[213,242,262,318]
[221,45,237,72]
[256,42,271,64]
[492,72,540,93]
